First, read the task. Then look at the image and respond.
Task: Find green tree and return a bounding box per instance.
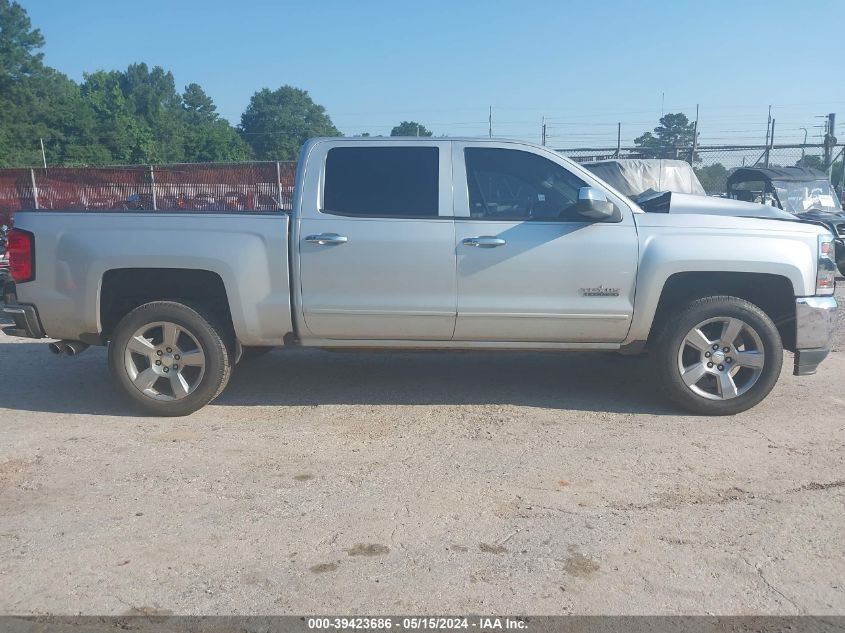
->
[0,2,308,166]
[119,63,181,119]
[25,69,108,166]
[80,69,155,163]
[794,155,845,189]
[0,1,107,167]
[180,82,251,161]
[694,163,729,194]
[77,67,252,164]
[796,155,825,170]
[183,119,253,162]
[635,113,697,160]
[0,0,44,82]
[239,86,341,160]
[390,121,432,137]
[183,83,218,122]
[116,63,186,162]
[831,160,843,190]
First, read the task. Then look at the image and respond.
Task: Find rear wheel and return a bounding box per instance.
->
[654,296,783,415]
[108,301,232,416]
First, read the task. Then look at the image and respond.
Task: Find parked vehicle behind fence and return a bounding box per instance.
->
[2,138,838,417]
[726,166,845,275]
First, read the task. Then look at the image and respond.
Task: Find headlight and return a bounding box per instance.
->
[817,234,836,295]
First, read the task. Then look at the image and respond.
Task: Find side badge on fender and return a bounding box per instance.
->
[580,285,620,297]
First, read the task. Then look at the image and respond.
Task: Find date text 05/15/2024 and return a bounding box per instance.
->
[307,617,529,630]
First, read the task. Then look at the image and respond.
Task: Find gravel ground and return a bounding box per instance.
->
[0,286,843,615]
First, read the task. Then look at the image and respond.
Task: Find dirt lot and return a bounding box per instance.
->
[0,286,843,615]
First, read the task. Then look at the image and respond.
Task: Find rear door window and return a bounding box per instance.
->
[323,146,439,217]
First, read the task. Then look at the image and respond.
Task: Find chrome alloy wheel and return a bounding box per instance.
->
[123,321,206,401]
[676,317,766,401]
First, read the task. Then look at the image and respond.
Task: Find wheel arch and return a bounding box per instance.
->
[646,272,797,351]
[99,268,235,343]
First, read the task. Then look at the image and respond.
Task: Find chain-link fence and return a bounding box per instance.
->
[556,143,844,194]
[557,143,840,168]
[0,161,298,225]
[2,146,843,223]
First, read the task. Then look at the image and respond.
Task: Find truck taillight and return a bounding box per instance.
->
[816,234,836,295]
[7,228,35,283]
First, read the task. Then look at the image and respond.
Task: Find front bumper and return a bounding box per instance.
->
[793,295,837,376]
[1,282,45,339]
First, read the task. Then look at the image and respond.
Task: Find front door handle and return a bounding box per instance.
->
[305,233,348,245]
[462,236,506,248]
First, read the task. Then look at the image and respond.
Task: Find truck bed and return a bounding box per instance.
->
[8,211,293,346]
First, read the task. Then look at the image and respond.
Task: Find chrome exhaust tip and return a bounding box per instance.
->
[48,340,89,356]
[63,341,89,356]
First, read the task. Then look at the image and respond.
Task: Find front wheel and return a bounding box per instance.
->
[108,301,233,416]
[653,296,783,415]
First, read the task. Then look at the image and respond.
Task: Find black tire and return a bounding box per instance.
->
[653,296,783,416]
[108,301,233,416]
[238,346,275,363]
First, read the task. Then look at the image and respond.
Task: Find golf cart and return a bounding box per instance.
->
[726,166,845,275]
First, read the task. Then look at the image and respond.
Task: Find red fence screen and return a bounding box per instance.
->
[0,162,297,225]
[0,169,36,226]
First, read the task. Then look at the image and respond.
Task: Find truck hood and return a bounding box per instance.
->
[794,208,845,223]
[633,206,831,236]
[641,191,798,220]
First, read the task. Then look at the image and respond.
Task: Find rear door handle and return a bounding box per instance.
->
[462,236,506,248]
[305,233,348,245]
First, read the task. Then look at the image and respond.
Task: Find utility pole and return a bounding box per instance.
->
[149,165,157,211]
[616,122,621,158]
[800,127,808,166]
[839,146,845,195]
[689,104,699,165]
[39,138,47,169]
[768,118,776,168]
[488,106,492,138]
[29,169,39,209]
[833,145,845,194]
[276,161,284,210]
[823,112,836,175]
[541,116,546,146]
[764,105,772,167]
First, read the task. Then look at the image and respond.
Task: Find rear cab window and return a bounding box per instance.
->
[323,146,439,218]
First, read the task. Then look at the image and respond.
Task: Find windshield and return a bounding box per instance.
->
[772,179,842,214]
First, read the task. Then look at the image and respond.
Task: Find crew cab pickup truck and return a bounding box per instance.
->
[2,138,838,416]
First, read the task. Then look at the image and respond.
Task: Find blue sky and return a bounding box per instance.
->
[22,0,845,147]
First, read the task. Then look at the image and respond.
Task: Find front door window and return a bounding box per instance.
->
[465,147,587,222]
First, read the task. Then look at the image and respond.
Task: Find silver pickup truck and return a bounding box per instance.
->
[2,138,838,416]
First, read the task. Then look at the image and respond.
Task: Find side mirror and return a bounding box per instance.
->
[575,187,622,222]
